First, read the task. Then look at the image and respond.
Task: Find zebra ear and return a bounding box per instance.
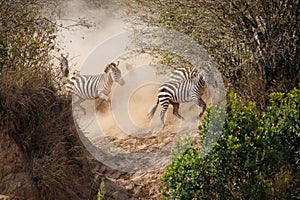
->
[115,61,120,67]
[110,61,119,68]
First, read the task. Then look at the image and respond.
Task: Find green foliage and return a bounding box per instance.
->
[97,180,106,200]
[162,88,300,199]
[172,135,192,162]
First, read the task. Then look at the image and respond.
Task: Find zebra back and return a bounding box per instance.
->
[73,75,105,99]
[66,62,124,100]
[169,66,199,82]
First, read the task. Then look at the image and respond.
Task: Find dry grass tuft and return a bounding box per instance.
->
[0,69,99,199]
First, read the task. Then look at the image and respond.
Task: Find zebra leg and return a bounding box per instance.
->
[97,92,111,109]
[96,99,104,110]
[160,102,169,128]
[197,97,207,118]
[170,102,184,120]
[98,92,110,102]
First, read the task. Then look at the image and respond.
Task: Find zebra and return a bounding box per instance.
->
[168,65,199,82]
[148,72,208,127]
[67,61,124,113]
[56,53,69,78]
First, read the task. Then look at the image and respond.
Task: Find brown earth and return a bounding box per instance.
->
[0,85,126,200]
[0,58,211,200]
[0,87,206,200]
[71,61,208,199]
[0,93,203,200]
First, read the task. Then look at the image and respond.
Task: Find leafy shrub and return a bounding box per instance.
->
[162,88,300,199]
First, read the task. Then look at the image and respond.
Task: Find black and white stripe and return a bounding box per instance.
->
[168,66,199,82]
[67,62,124,113]
[56,53,69,78]
[149,72,207,127]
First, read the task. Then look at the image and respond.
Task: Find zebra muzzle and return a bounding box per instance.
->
[118,78,125,86]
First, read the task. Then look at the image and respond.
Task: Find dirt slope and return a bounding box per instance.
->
[73,58,209,199]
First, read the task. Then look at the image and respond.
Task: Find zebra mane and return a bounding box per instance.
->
[168,65,200,82]
[104,62,119,73]
[104,64,111,73]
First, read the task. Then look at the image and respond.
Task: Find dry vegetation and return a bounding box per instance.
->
[0,1,102,199]
[0,1,163,199]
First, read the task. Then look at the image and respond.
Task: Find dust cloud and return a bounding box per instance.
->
[56,0,127,70]
[58,1,210,172]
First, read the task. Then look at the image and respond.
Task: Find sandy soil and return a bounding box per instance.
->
[69,53,213,199]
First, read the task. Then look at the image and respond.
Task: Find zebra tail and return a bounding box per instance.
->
[148,99,159,119]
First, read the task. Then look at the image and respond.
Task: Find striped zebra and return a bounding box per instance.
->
[149,72,207,127]
[56,53,69,77]
[67,61,124,113]
[168,65,199,82]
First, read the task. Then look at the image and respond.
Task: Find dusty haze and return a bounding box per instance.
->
[57,0,213,172]
[57,0,128,70]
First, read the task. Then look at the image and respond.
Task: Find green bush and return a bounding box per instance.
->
[161,88,300,199]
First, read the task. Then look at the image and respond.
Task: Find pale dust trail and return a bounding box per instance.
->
[56,0,127,71]
[93,54,206,141]
[57,0,207,167]
[74,53,201,145]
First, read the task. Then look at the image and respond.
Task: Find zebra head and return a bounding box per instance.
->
[104,61,125,86]
[57,53,69,77]
[199,69,218,88]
